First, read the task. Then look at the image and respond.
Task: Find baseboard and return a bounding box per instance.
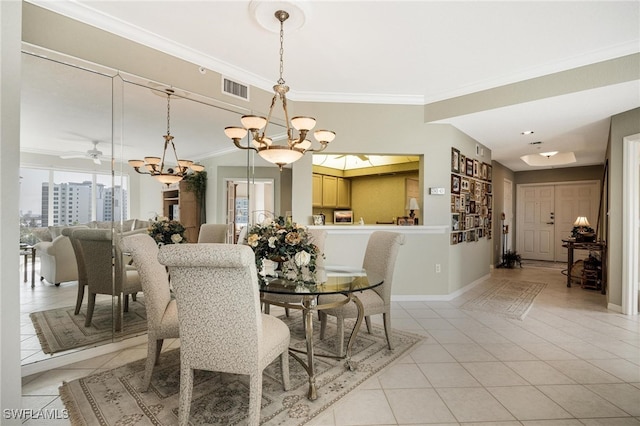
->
[392,273,491,302]
[607,302,623,313]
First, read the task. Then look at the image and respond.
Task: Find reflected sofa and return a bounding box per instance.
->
[33,219,150,285]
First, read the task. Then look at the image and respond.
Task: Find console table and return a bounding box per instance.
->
[561,239,606,294]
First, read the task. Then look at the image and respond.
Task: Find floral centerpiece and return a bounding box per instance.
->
[148,216,187,245]
[247,216,322,284]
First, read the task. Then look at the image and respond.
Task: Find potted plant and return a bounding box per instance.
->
[502,250,522,268]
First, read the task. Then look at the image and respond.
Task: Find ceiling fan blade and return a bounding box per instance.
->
[93,158,102,165]
[357,155,369,161]
[59,152,86,159]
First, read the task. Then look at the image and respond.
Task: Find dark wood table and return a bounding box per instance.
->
[259,268,383,401]
[562,239,607,294]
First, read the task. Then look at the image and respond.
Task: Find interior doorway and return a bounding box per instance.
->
[226,179,274,242]
[622,133,640,315]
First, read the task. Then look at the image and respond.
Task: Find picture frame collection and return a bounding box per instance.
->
[450,147,492,245]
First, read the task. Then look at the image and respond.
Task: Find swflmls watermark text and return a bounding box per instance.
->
[3,408,69,420]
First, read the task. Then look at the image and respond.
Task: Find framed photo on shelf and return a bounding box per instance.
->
[481,162,488,180]
[451,213,460,231]
[473,159,480,178]
[487,165,492,181]
[461,177,470,192]
[334,210,353,224]
[451,174,461,194]
[451,233,458,245]
[451,148,460,173]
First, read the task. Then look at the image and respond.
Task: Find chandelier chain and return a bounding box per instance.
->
[278,16,285,85]
[166,94,171,136]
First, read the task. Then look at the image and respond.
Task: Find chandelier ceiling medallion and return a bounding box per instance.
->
[224,9,335,171]
[128,89,204,184]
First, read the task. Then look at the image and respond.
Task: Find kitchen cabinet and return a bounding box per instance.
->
[312,174,323,207]
[322,175,337,207]
[162,180,202,243]
[337,177,351,208]
[312,174,351,208]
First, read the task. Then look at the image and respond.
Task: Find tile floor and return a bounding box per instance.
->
[19,262,640,425]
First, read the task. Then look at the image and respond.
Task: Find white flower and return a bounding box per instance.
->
[268,236,278,248]
[170,233,183,243]
[294,250,311,267]
[247,234,259,247]
[158,215,169,222]
[262,217,273,226]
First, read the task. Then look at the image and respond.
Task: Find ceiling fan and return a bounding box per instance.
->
[59,141,106,165]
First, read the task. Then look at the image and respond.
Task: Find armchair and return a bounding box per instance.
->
[35,225,87,285]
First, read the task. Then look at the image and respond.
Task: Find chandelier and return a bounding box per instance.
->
[224,10,335,171]
[128,90,204,184]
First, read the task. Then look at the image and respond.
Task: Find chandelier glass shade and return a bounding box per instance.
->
[224,10,335,171]
[128,91,203,184]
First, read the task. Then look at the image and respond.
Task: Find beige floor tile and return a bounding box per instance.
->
[416,318,456,330]
[377,363,431,389]
[21,368,95,395]
[520,420,584,426]
[99,347,147,369]
[20,395,58,411]
[385,388,456,424]
[588,358,640,382]
[442,343,498,362]
[487,385,572,420]
[333,389,396,426]
[418,362,481,388]
[536,384,629,418]
[429,329,474,344]
[408,343,456,363]
[479,342,539,361]
[546,359,623,384]
[306,409,336,426]
[578,418,640,425]
[436,387,516,422]
[518,343,578,360]
[586,383,640,416]
[462,362,530,386]
[504,361,575,385]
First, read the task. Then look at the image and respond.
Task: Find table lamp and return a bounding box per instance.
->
[573,216,590,232]
[407,198,420,219]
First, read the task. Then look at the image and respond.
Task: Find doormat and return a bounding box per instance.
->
[30,299,148,354]
[59,314,424,425]
[461,279,547,320]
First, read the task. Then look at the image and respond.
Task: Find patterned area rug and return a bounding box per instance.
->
[461,279,547,320]
[59,314,424,425]
[30,299,148,354]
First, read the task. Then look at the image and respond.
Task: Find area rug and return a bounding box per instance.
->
[59,314,424,425]
[30,299,148,354]
[461,279,547,320]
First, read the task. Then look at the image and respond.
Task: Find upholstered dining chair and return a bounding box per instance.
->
[158,243,290,426]
[197,223,228,243]
[262,228,328,317]
[120,233,179,392]
[318,231,405,357]
[72,228,142,328]
[61,227,88,315]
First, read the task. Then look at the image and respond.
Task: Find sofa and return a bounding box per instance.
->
[33,219,150,285]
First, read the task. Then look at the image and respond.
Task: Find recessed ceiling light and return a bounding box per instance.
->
[539,151,559,158]
[521,131,534,135]
[529,141,542,145]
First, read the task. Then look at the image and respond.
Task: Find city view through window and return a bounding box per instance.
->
[20,167,129,244]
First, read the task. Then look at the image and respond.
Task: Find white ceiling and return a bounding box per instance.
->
[23,1,640,172]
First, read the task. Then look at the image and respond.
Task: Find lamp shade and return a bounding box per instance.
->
[573,216,590,227]
[407,198,420,210]
[258,146,304,166]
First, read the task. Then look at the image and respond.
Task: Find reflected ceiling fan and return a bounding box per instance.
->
[60,141,107,165]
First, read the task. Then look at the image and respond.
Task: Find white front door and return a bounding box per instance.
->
[517,185,555,260]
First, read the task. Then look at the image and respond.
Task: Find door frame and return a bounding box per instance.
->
[622,133,640,315]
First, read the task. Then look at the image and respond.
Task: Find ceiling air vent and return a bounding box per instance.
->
[222,77,249,101]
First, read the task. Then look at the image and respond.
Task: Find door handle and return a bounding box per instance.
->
[546,222,554,225]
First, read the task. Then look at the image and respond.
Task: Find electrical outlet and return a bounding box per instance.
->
[435,263,441,273]
[430,187,445,195]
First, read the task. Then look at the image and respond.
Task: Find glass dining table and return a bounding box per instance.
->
[259,267,383,401]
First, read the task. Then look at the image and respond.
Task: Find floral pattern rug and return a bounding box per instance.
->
[461,278,547,320]
[30,299,148,354]
[60,314,424,425]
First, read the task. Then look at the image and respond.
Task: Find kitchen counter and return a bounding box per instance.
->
[308,224,448,235]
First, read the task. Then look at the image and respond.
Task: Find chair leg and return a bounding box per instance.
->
[285,307,290,317]
[141,338,161,392]
[248,373,263,426]
[155,339,165,365]
[124,294,129,312]
[84,293,97,327]
[178,365,194,426]
[74,284,85,315]
[365,316,372,334]
[264,302,270,314]
[319,311,327,339]
[383,312,393,350]
[131,292,137,302]
[280,351,290,391]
